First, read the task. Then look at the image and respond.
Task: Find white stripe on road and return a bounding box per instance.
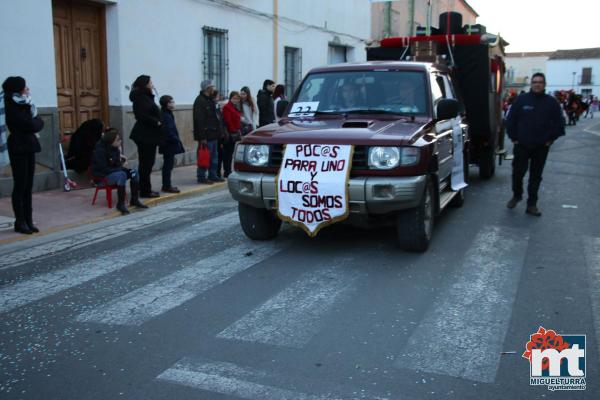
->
[217,257,359,348]
[157,358,387,400]
[0,189,233,271]
[396,226,529,383]
[76,241,286,326]
[583,237,600,355]
[0,210,186,270]
[0,211,239,314]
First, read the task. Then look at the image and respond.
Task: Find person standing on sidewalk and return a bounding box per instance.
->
[158,95,185,193]
[2,76,43,234]
[240,86,258,134]
[92,128,148,215]
[505,72,565,217]
[257,79,276,127]
[193,80,224,184]
[129,75,164,198]
[222,91,242,178]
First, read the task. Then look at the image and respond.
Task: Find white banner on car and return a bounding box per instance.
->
[276,144,353,237]
[450,117,468,191]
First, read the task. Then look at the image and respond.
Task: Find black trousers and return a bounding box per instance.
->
[512,143,550,206]
[221,141,235,177]
[9,152,35,223]
[136,142,157,194]
[162,153,175,188]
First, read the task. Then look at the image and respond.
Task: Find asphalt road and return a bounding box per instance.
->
[1,118,600,400]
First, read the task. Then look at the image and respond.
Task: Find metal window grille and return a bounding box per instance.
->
[284,47,302,99]
[203,27,229,95]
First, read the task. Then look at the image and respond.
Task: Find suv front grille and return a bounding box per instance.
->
[268,144,368,170]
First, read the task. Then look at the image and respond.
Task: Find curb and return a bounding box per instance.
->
[0,181,227,246]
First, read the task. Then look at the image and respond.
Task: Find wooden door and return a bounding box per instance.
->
[53,0,107,135]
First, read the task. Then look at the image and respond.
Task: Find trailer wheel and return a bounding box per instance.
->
[396,179,434,252]
[238,202,282,240]
[478,147,495,179]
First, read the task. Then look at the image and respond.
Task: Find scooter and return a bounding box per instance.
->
[58,140,78,192]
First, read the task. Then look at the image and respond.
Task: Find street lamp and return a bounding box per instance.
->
[572,72,576,90]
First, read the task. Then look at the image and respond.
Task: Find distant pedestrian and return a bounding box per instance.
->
[589,97,598,119]
[257,79,276,127]
[273,84,286,122]
[240,86,257,134]
[2,76,43,234]
[222,91,242,177]
[505,73,565,217]
[193,80,224,184]
[129,75,164,198]
[159,95,185,193]
[92,128,148,215]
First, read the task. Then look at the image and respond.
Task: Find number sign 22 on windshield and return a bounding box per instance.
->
[288,102,319,117]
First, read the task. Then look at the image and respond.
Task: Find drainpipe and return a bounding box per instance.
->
[384,2,392,38]
[273,0,279,82]
[409,0,415,36]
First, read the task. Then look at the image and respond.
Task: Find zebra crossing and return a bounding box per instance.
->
[1,199,599,399]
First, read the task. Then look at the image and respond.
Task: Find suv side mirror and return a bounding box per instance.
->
[436,98,459,120]
[276,100,289,118]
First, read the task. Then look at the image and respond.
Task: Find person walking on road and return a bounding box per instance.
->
[505,73,565,217]
[129,75,164,198]
[257,79,276,127]
[222,91,242,178]
[193,80,224,184]
[2,76,44,234]
[92,128,148,215]
[159,95,185,193]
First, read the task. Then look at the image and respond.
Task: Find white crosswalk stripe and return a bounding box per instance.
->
[396,226,529,383]
[76,241,287,326]
[217,257,359,348]
[583,236,600,355]
[157,358,391,400]
[0,211,239,314]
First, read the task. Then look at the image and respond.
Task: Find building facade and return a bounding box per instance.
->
[504,52,551,94]
[0,0,370,196]
[546,48,600,97]
[371,0,477,40]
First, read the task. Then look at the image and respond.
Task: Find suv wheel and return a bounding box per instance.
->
[396,179,434,252]
[238,202,282,240]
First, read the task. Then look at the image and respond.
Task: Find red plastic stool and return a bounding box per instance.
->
[92,177,118,208]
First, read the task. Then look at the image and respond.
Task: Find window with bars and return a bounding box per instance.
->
[203,27,228,95]
[284,47,302,99]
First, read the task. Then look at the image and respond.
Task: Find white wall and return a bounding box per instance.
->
[0,0,57,107]
[505,56,548,84]
[546,59,600,96]
[108,0,370,106]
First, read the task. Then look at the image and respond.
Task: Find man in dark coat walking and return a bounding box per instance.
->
[505,72,565,216]
[257,79,276,127]
[193,80,224,184]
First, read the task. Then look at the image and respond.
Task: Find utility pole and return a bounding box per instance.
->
[408,0,415,36]
[384,2,392,38]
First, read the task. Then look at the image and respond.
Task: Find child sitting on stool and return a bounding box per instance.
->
[92,128,148,214]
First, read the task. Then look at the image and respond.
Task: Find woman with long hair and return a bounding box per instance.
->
[129,75,163,198]
[2,76,44,234]
[273,84,286,122]
[240,86,257,133]
[221,91,242,177]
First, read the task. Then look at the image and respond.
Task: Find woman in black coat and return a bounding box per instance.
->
[65,118,103,172]
[2,76,44,234]
[158,95,185,193]
[129,75,163,198]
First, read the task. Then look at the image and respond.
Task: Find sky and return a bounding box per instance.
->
[465,0,599,53]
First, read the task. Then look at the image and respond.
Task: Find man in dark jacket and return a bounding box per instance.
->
[505,73,565,216]
[193,80,224,183]
[257,79,276,127]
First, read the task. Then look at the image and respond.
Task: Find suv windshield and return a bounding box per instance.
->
[289,70,429,117]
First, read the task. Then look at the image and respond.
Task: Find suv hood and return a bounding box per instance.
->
[244,116,430,146]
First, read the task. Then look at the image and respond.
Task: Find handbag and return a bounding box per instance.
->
[196,143,210,168]
[228,130,242,144]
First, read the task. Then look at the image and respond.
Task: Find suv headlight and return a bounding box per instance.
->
[368,146,401,169]
[368,146,419,169]
[244,144,270,166]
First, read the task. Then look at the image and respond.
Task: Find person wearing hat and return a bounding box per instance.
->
[129,75,164,198]
[2,76,44,234]
[193,79,224,184]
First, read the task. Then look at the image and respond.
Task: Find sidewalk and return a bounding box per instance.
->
[0,165,227,245]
